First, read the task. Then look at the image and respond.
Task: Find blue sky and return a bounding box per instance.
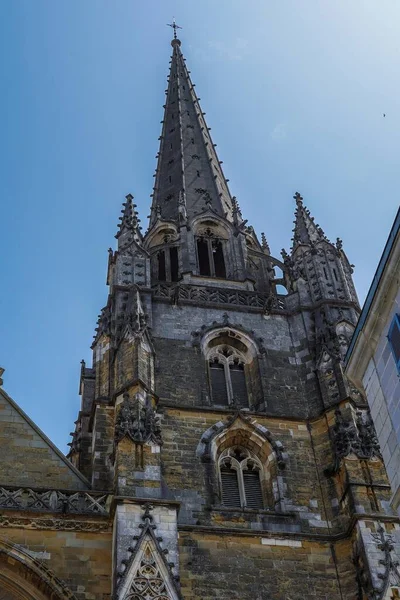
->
[0,0,399,453]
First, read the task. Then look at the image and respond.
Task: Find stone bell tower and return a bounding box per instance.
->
[68,30,400,600]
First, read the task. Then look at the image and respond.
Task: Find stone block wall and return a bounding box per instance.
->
[178,530,355,600]
[0,523,112,599]
[0,390,88,491]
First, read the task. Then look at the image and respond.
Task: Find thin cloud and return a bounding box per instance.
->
[270,123,288,141]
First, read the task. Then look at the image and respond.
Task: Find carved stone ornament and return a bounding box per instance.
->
[0,486,109,515]
[115,393,162,446]
[93,286,151,349]
[116,504,182,600]
[153,282,285,312]
[354,526,400,600]
[356,411,382,459]
[191,316,266,354]
[0,514,110,532]
[329,408,381,473]
[197,411,287,470]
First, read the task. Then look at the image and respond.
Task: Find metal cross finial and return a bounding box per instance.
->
[167,18,182,39]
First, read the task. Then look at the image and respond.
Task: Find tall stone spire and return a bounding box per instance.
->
[291,192,327,250]
[149,36,234,227]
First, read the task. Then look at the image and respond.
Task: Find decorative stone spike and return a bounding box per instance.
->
[261,232,270,253]
[291,192,330,251]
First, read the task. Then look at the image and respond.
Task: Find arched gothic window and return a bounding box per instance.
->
[156,246,179,282]
[219,447,264,509]
[202,328,263,409]
[196,227,226,278]
[209,346,247,407]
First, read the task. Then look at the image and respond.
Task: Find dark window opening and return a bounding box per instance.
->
[170,247,179,282]
[191,138,194,144]
[243,468,263,509]
[170,143,173,149]
[158,251,166,282]
[323,267,328,278]
[169,175,172,183]
[230,363,247,407]
[221,465,241,507]
[213,240,226,278]
[333,268,338,282]
[388,314,400,373]
[197,170,200,177]
[197,238,211,275]
[210,361,229,405]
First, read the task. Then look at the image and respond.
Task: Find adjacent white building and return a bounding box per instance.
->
[346,207,400,514]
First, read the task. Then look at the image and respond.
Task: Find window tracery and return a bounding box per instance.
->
[195,225,227,278]
[208,345,247,407]
[125,545,171,600]
[218,446,264,509]
[202,327,262,409]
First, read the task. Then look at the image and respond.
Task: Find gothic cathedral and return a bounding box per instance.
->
[1,34,400,600]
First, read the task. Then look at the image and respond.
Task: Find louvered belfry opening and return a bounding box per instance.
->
[243,464,263,509]
[196,236,226,278]
[210,360,229,405]
[220,462,241,508]
[230,362,247,407]
[208,345,249,408]
[219,447,264,510]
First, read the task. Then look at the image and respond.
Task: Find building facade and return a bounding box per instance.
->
[346,207,400,515]
[1,34,400,600]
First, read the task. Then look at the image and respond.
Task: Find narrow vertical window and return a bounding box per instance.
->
[333,268,338,282]
[229,362,247,407]
[197,238,211,276]
[243,466,263,509]
[219,448,264,509]
[220,463,241,507]
[170,247,179,282]
[213,240,226,278]
[210,361,229,405]
[323,267,328,278]
[158,251,166,281]
[388,314,400,373]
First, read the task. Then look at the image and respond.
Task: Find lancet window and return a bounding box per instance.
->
[202,328,263,409]
[209,346,247,407]
[196,228,226,278]
[219,447,264,509]
[156,247,179,282]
